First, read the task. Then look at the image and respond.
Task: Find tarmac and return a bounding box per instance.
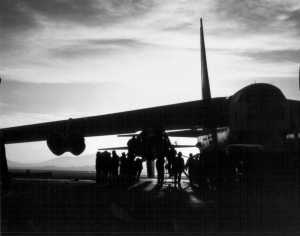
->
[1,171,300,235]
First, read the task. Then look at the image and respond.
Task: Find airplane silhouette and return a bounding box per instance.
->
[1,19,299,179]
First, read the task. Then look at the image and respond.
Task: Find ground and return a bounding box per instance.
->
[1,170,300,235]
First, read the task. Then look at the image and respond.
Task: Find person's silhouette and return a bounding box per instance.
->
[134,158,143,181]
[156,157,165,185]
[120,152,127,183]
[95,151,102,183]
[185,153,195,186]
[174,152,184,187]
[166,147,176,178]
[111,151,120,183]
[102,151,111,183]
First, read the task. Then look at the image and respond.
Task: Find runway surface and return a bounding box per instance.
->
[2,171,300,235]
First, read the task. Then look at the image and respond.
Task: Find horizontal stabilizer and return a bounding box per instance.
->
[98,146,128,151]
[167,127,228,137]
[117,131,141,137]
[173,144,197,148]
[98,144,197,151]
[117,134,139,137]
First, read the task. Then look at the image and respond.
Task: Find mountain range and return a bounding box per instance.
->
[7,153,96,171]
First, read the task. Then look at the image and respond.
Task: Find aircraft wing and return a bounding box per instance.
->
[1,97,229,144]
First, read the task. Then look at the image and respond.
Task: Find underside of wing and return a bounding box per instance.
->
[2,98,229,144]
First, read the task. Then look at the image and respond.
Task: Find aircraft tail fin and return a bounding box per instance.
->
[200,18,211,100]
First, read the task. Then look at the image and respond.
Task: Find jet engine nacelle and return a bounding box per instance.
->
[47,132,85,156]
[127,128,171,160]
[229,83,288,148]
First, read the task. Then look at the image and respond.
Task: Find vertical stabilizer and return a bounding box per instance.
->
[200,18,211,100]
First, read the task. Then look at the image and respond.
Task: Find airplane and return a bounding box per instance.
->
[1,19,300,183]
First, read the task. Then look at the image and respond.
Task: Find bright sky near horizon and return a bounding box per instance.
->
[1,0,300,164]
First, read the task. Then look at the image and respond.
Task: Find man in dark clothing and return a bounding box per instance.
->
[185,153,195,186]
[124,152,136,183]
[174,152,185,187]
[156,157,165,185]
[111,151,120,183]
[95,151,102,183]
[119,152,127,183]
[166,148,176,178]
[102,151,111,182]
[134,158,143,181]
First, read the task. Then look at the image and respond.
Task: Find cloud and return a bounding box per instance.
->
[0,0,156,55]
[285,8,300,34]
[50,38,152,59]
[0,0,38,32]
[0,80,123,119]
[0,0,156,33]
[242,49,300,63]
[0,112,58,128]
[214,0,300,34]
[162,22,194,32]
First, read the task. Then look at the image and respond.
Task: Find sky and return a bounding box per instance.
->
[1,0,300,164]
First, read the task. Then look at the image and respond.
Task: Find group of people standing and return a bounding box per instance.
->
[95,147,226,189]
[95,151,143,184]
[162,150,185,187]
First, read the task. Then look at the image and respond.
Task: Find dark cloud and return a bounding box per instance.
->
[0,0,98,36]
[50,38,151,59]
[242,49,300,63]
[23,0,155,26]
[0,0,155,31]
[214,0,300,34]
[285,8,300,34]
[0,0,38,32]
[0,0,156,50]
[287,8,300,22]
[0,0,156,61]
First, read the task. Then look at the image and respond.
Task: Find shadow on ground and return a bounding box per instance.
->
[2,172,300,235]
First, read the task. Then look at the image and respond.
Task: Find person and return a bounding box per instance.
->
[111,151,120,183]
[102,151,111,183]
[165,161,171,178]
[174,152,184,187]
[185,153,195,186]
[134,158,143,181]
[156,157,165,185]
[95,151,102,183]
[166,148,176,178]
[119,152,127,183]
[127,152,136,182]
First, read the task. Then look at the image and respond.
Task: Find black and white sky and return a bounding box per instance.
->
[1,0,300,163]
